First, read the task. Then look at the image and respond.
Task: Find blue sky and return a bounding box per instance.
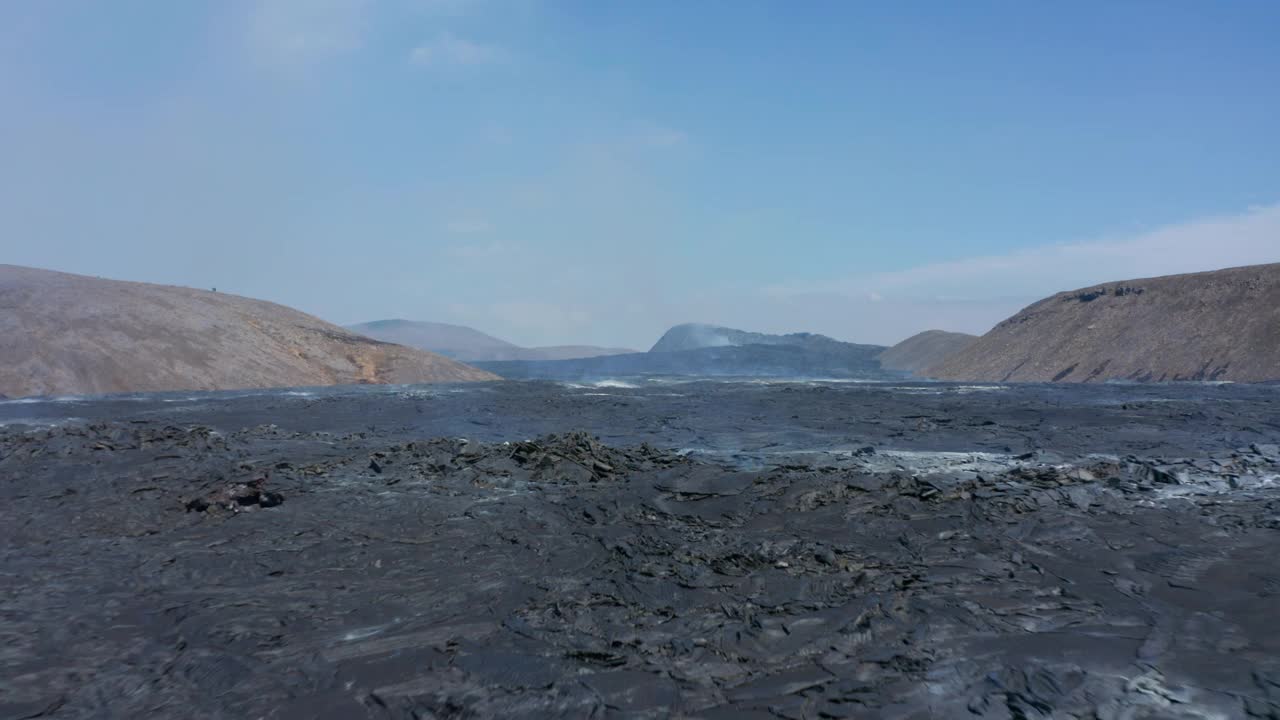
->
[2,0,1278,347]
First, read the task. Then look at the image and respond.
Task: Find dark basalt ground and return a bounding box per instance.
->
[2,380,1280,718]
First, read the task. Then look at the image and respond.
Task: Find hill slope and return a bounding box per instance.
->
[348,319,633,362]
[0,266,496,398]
[878,330,978,374]
[926,263,1280,383]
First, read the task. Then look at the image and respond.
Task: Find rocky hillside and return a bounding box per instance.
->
[0,265,497,398]
[349,319,634,362]
[926,263,1280,383]
[878,330,978,374]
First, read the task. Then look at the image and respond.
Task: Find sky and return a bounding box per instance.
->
[1,0,1278,349]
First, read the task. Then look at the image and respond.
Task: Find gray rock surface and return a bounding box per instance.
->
[0,265,496,398]
[927,262,1280,382]
[2,379,1278,718]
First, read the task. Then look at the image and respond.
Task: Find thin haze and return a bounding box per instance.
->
[1,1,1277,348]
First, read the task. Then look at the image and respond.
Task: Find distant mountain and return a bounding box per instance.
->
[650,323,827,353]
[526,345,639,361]
[347,320,516,357]
[348,319,634,362]
[479,324,893,380]
[878,330,978,375]
[0,266,496,398]
[926,263,1280,383]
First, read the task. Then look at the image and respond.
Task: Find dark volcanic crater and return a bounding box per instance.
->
[2,379,1279,718]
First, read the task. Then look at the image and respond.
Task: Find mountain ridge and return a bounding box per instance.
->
[0,265,496,398]
[479,323,892,380]
[926,263,1280,383]
[650,323,834,353]
[878,330,979,375]
[348,319,635,362]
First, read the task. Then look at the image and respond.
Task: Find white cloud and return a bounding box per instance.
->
[493,300,591,331]
[445,240,508,259]
[778,203,1280,304]
[409,33,505,67]
[757,202,1280,345]
[444,299,593,346]
[247,0,371,65]
[561,125,690,166]
[445,218,493,234]
[637,126,688,149]
[406,0,486,15]
[479,124,513,145]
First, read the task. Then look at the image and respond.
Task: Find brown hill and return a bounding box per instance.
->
[0,265,497,398]
[878,330,978,374]
[926,263,1280,383]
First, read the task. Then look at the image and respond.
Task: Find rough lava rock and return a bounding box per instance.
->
[1,380,1278,718]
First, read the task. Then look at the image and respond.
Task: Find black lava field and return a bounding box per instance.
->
[3,379,1280,719]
